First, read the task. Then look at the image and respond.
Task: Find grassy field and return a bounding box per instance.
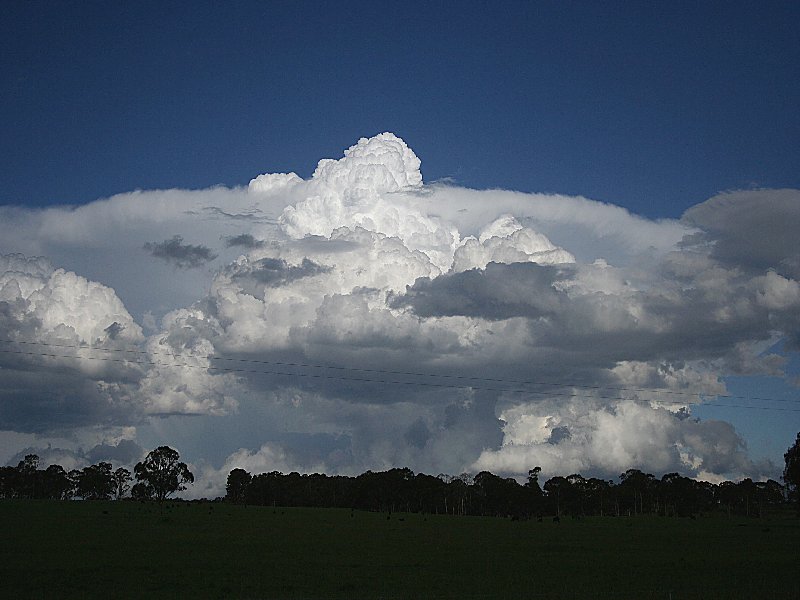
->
[1,500,798,599]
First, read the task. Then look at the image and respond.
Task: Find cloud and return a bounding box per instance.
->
[0,253,147,432]
[394,262,567,320]
[0,254,143,351]
[7,446,88,471]
[224,233,266,249]
[452,217,575,272]
[190,442,320,499]
[223,256,331,298]
[144,235,218,268]
[0,133,798,492]
[274,133,457,272]
[472,398,773,481]
[85,438,144,465]
[5,426,140,471]
[0,186,291,321]
[682,189,800,279]
[135,306,239,416]
[394,245,800,371]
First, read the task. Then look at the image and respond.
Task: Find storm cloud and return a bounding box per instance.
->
[1,133,797,495]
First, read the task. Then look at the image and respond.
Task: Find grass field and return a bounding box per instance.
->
[1,500,798,599]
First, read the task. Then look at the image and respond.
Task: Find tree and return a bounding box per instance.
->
[225,468,251,504]
[134,446,194,502]
[113,467,132,500]
[717,480,738,517]
[585,478,612,516]
[67,469,81,498]
[42,464,72,500]
[736,478,757,517]
[131,481,154,500]
[473,471,514,517]
[526,467,542,495]
[784,432,800,512]
[77,462,115,500]
[566,474,588,516]
[0,466,16,498]
[755,479,785,516]
[16,454,39,498]
[543,476,569,517]
[619,469,654,515]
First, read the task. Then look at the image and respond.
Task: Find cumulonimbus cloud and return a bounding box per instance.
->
[1,133,798,494]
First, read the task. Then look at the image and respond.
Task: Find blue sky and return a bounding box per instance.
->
[2,1,798,217]
[1,2,798,492]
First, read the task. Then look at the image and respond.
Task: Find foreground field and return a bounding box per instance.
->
[1,500,798,599]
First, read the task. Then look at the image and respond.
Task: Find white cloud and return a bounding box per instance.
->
[755,270,800,310]
[136,307,239,416]
[0,254,146,430]
[1,133,798,487]
[453,215,575,272]
[0,186,289,322]
[190,442,319,500]
[0,253,142,348]
[473,398,770,481]
[275,133,458,271]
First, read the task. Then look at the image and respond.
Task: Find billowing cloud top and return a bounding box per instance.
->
[269,134,458,271]
[0,253,142,352]
[1,133,798,495]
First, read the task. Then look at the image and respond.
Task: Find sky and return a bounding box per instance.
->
[1,1,798,497]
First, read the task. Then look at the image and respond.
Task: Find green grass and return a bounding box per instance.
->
[1,500,798,599]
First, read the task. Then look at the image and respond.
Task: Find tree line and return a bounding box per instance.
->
[0,446,193,502]
[225,465,787,519]
[3,432,799,519]
[226,432,800,518]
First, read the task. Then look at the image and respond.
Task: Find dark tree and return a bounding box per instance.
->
[446,474,471,516]
[737,478,757,517]
[618,469,654,515]
[42,464,72,500]
[77,462,115,500]
[526,467,543,502]
[784,432,800,512]
[225,468,251,504]
[585,478,612,516]
[67,469,81,498]
[131,481,154,500]
[474,471,507,516]
[717,480,738,517]
[566,474,588,516]
[755,479,785,516]
[134,446,194,502]
[543,476,569,517]
[0,465,16,498]
[113,467,132,500]
[16,454,39,498]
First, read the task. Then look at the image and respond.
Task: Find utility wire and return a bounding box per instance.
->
[1,338,798,406]
[1,345,798,412]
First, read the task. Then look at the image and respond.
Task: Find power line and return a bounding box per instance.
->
[0,346,663,400]
[1,344,798,412]
[1,337,798,406]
